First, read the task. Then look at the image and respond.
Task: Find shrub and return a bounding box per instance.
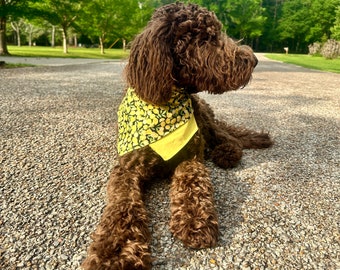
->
[320,39,340,59]
[308,42,322,55]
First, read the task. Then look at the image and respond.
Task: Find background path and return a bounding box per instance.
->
[1,55,339,269]
[0,56,116,66]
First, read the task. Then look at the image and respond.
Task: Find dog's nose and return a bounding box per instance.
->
[254,55,258,67]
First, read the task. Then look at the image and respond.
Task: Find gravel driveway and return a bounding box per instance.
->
[1,54,339,269]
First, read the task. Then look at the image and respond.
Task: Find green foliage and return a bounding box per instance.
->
[260,0,284,51]
[278,1,310,41]
[33,0,82,30]
[34,0,84,53]
[331,6,340,40]
[277,0,338,52]
[2,0,340,55]
[79,0,147,42]
[1,0,42,55]
[0,0,35,19]
[224,0,266,40]
[307,0,338,42]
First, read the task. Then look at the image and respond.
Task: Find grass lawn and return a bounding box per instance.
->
[265,53,340,73]
[6,45,129,59]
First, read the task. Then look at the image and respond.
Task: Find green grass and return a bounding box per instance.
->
[265,53,340,73]
[6,46,129,59]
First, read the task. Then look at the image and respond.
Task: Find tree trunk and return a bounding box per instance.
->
[28,24,33,47]
[99,36,105,54]
[62,26,68,54]
[28,31,32,46]
[0,16,10,55]
[51,25,55,47]
[74,35,77,47]
[123,38,126,51]
[11,22,21,47]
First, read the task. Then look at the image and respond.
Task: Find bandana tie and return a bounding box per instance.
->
[117,87,198,160]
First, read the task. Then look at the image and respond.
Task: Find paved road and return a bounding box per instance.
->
[0,56,118,66]
[1,55,339,269]
[0,53,318,70]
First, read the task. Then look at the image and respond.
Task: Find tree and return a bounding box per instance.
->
[23,17,51,46]
[218,0,267,46]
[79,0,152,54]
[259,0,284,52]
[306,0,338,43]
[25,22,34,46]
[331,6,340,40]
[277,0,313,52]
[34,0,83,53]
[277,0,338,53]
[10,19,25,46]
[0,0,34,55]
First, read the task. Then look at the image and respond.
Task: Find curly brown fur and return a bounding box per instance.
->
[170,159,218,248]
[83,154,154,270]
[83,2,272,270]
[125,3,257,105]
[83,133,207,270]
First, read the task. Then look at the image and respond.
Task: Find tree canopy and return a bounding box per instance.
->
[0,0,41,54]
[78,0,144,54]
[1,0,339,55]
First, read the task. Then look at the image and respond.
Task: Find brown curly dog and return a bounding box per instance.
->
[82,2,272,269]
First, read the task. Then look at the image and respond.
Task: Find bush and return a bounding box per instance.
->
[320,39,340,59]
[308,42,322,55]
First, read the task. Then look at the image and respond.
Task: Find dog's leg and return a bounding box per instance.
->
[169,159,218,248]
[192,96,243,168]
[192,95,272,169]
[208,120,273,168]
[215,121,273,149]
[82,165,152,270]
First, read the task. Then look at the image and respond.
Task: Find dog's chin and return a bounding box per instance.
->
[205,77,253,94]
[180,83,253,95]
[180,77,252,94]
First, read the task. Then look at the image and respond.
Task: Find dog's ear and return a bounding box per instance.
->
[125,27,174,105]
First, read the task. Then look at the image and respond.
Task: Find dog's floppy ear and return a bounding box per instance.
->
[125,25,174,105]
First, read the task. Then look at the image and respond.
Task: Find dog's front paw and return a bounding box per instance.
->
[170,208,219,249]
[82,232,152,270]
[211,143,243,169]
[82,200,152,270]
[170,160,219,249]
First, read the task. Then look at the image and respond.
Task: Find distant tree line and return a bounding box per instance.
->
[1,0,339,55]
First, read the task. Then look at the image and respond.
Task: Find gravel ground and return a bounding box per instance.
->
[1,54,339,269]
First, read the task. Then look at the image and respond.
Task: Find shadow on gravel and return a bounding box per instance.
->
[142,163,250,268]
[213,169,250,247]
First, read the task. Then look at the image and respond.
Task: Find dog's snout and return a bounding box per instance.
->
[254,55,258,67]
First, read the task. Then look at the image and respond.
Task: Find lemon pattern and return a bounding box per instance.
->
[117,87,196,158]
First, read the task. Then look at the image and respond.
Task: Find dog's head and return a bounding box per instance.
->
[125,2,258,105]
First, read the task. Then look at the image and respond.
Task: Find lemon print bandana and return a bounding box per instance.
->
[117,87,198,160]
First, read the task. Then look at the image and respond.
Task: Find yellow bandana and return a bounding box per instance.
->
[117,87,198,160]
